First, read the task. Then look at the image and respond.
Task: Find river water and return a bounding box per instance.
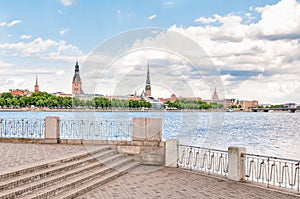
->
[0,111,299,160]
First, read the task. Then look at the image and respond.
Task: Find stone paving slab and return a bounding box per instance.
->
[78,166,299,199]
[0,142,88,173]
[0,142,298,199]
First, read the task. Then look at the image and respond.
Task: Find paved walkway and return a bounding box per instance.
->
[79,166,298,199]
[0,142,298,199]
[0,142,88,174]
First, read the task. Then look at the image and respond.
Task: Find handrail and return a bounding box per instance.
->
[0,118,45,138]
[178,145,228,177]
[242,152,300,193]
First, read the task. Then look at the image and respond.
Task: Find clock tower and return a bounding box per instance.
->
[72,61,84,95]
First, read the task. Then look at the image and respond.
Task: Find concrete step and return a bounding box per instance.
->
[0,145,111,179]
[59,161,140,199]
[22,157,136,199]
[0,149,117,191]
[0,153,125,199]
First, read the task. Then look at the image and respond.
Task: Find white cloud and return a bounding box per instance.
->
[0,37,82,62]
[59,28,69,36]
[197,1,300,102]
[255,0,300,38]
[113,0,300,102]
[56,70,65,75]
[148,15,157,20]
[60,0,74,6]
[0,22,7,26]
[194,15,218,24]
[7,20,21,27]
[20,34,32,40]
[164,1,174,5]
[0,20,21,27]
[0,60,14,68]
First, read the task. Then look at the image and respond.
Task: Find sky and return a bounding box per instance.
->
[0,0,300,104]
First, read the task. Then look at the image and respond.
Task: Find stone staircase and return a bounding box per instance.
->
[0,145,139,199]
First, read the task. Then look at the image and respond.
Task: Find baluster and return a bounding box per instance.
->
[193,150,199,169]
[259,159,265,183]
[186,148,192,169]
[290,162,294,189]
[296,162,300,193]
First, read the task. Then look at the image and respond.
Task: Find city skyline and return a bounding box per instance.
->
[0,0,300,104]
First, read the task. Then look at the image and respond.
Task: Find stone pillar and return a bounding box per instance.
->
[132,118,162,141]
[228,146,246,181]
[165,139,179,167]
[44,116,60,144]
[131,118,164,165]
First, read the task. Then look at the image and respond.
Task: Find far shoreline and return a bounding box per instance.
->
[0,108,224,113]
[0,108,295,113]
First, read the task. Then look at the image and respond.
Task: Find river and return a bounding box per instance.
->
[0,111,299,160]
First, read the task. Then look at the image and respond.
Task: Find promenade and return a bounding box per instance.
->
[0,142,298,199]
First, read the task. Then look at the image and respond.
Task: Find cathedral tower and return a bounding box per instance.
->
[212,87,219,101]
[34,74,39,92]
[72,61,84,95]
[145,61,151,97]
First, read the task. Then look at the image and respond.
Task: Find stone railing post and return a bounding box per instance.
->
[228,146,246,181]
[165,139,179,167]
[44,116,60,144]
[130,118,164,165]
[132,118,162,141]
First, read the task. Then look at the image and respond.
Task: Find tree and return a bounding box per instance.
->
[0,98,6,107]
[36,99,45,107]
[19,97,27,107]
[6,98,12,107]
[1,92,13,99]
[62,97,72,108]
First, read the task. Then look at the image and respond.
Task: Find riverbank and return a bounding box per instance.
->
[0,108,245,113]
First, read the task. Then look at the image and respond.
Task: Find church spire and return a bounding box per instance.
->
[212,86,219,101]
[72,60,84,95]
[145,61,151,97]
[34,74,39,92]
[146,61,151,85]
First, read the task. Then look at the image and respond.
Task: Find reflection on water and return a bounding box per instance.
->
[0,111,299,159]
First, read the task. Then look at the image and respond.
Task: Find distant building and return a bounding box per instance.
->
[72,61,84,95]
[211,87,219,102]
[167,93,202,103]
[284,103,296,108]
[252,100,259,107]
[145,62,151,97]
[238,100,259,110]
[10,89,30,97]
[34,74,39,92]
[128,92,142,101]
[170,93,177,102]
[224,99,238,108]
[53,92,73,98]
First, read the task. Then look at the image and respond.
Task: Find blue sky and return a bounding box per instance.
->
[1,0,276,53]
[1,0,300,103]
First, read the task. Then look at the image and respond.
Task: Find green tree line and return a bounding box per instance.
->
[0,92,152,109]
[163,99,223,109]
[257,104,284,108]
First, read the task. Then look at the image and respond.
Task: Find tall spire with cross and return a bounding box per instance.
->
[34,74,39,92]
[145,61,151,97]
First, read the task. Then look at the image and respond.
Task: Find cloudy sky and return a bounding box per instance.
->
[0,0,300,104]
